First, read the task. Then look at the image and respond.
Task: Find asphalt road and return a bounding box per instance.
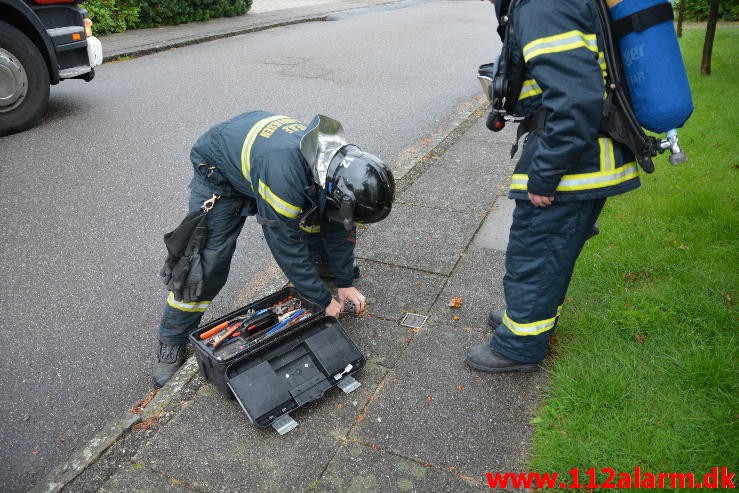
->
[0,1,500,490]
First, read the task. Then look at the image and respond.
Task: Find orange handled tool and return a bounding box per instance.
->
[199,321,229,340]
[211,322,244,349]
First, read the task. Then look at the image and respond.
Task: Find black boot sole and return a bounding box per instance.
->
[464,356,539,373]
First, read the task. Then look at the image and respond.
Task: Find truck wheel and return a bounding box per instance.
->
[0,20,50,137]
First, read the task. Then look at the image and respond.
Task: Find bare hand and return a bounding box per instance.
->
[338,287,366,313]
[528,192,555,207]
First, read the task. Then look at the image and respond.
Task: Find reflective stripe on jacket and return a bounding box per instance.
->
[508,0,640,201]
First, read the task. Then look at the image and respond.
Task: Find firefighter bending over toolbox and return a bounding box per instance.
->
[153,111,396,387]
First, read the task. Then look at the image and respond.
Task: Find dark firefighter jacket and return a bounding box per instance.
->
[507,0,640,200]
[188,110,356,308]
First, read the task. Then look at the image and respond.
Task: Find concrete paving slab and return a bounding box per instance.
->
[316,443,483,492]
[119,364,387,492]
[98,465,195,493]
[355,204,481,275]
[340,314,416,369]
[428,246,506,332]
[352,260,446,321]
[350,326,545,480]
[399,119,512,215]
[472,195,515,252]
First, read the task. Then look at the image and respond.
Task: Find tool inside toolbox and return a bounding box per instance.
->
[198,296,315,360]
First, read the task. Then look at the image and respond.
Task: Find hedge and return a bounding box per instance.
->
[82,0,140,35]
[136,0,252,28]
[83,0,252,35]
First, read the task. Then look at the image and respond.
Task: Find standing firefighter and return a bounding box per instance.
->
[466,0,641,372]
[154,111,395,387]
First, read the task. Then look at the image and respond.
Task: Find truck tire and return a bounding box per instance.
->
[0,20,50,137]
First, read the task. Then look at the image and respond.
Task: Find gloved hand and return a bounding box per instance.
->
[160,210,209,302]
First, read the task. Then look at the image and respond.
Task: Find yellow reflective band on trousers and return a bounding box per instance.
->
[258,180,301,219]
[240,114,290,185]
[523,30,598,63]
[510,139,638,192]
[503,306,561,336]
[167,291,211,312]
[300,224,321,234]
[519,79,542,100]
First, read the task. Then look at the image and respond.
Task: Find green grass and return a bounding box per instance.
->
[529,25,739,486]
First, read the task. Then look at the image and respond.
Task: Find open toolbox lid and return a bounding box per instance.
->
[226,316,365,434]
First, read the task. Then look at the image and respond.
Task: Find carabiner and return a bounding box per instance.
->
[201,194,221,212]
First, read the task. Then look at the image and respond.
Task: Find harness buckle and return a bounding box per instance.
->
[201,194,221,212]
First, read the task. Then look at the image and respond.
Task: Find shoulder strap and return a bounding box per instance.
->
[611,2,674,39]
[500,0,526,114]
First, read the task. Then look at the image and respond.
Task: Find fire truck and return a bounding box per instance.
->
[0,0,102,136]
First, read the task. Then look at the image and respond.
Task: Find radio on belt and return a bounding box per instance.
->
[189,287,365,435]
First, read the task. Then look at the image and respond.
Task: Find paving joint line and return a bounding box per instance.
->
[341,435,485,486]
[307,361,394,491]
[356,257,453,280]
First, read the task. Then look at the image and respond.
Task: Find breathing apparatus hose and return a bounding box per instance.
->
[594,0,658,173]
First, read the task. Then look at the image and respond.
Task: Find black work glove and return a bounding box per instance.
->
[160,210,209,302]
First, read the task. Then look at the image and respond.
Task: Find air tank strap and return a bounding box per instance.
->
[611,2,674,39]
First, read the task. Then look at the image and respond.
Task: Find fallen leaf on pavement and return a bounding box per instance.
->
[131,389,158,414]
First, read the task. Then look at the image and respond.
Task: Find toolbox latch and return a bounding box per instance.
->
[336,375,361,394]
[272,414,298,435]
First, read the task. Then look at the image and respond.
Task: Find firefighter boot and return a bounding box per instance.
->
[465,344,539,373]
[153,342,187,388]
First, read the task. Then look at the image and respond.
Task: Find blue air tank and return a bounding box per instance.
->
[609,0,693,133]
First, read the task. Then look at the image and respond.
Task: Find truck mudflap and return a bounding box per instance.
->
[87,35,102,67]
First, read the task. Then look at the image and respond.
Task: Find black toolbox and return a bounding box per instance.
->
[189,287,365,434]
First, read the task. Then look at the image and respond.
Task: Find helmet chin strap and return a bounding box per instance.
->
[335,195,355,231]
[325,190,356,231]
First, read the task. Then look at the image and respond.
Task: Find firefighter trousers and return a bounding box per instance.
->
[491,198,606,363]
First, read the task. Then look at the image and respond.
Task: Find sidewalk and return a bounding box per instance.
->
[100,0,416,62]
[32,2,545,492]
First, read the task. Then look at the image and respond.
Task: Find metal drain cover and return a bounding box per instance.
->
[400,313,427,329]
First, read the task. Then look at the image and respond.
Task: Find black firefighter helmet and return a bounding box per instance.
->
[323,144,395,230]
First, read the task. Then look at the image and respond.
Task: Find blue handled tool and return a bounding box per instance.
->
[265,309,306,336]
